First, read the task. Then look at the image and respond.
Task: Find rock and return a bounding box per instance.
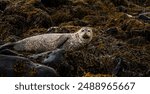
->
[0,0,150,77]
[0,55,58,77]
[33,63,58,77]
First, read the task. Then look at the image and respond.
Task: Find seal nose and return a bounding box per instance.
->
[82,33,90,39]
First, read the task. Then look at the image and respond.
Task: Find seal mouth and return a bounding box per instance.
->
[82,34,90,39]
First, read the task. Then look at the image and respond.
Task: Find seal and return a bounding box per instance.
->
[0,27,93,53]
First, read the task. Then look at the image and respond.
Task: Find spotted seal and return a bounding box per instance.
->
[0,27,93,53]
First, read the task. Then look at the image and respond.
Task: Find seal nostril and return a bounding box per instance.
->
[83,34,90,39]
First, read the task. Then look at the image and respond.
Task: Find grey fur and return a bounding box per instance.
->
[1,27,93,53]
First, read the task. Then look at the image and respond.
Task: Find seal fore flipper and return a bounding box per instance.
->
[55,35,69,49]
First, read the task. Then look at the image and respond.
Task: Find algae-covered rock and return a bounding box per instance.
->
[0,0,150,77]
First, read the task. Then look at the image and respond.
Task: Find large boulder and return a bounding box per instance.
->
[0,55,58,77]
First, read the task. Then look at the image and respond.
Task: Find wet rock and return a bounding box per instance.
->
[0,55,58,77]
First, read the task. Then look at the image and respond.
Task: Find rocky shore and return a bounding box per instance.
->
[0,0,150,77]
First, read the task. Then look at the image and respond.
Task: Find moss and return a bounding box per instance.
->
[22,28,47,37]
[51,9,72,25]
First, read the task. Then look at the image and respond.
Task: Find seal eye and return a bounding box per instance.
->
[87,30,91,32]
[81,30,84,32]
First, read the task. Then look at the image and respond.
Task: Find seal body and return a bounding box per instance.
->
[14,34,70,52]
[1,27,93,53]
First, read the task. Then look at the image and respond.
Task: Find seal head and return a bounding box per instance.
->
[76,27,93,44]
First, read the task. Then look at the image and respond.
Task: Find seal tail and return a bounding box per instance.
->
[0,42,16,51]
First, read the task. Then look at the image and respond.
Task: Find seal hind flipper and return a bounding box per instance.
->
[0,42,16,51]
